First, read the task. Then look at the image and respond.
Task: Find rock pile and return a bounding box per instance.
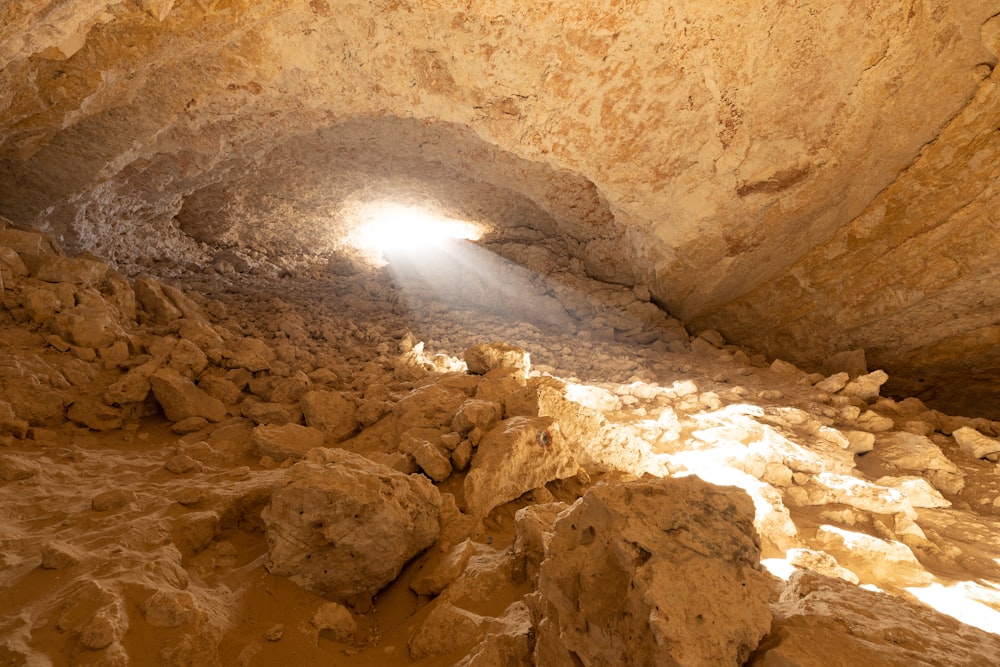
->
[3,221,1000,665]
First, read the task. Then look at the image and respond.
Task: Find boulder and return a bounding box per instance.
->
[104,359,161,405]
[530,476,773,667]
[30,255,107,285]
[223,336,275,372]
[251,423,325,462]
[167,339,208,378]
[52,305,119,348]
[755,570,1000,666]
[813,525,932,587]
[814,372,849,393]
[464,343,530,376]
[464,417,579,518]
[952,426,1000,460]
[409,601,489,660]
[150,368,227,423]
[301,390,358,441]
[840,369,889,402]
[135,276,183,324]
[67,399,123,431]
[262,449,440,601]
[0,228,61,255]
[452,399,502,435]
[408,439,453,482]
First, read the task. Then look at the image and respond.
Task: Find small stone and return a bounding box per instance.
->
[410,440,453,482]
[464,342,530,375]
[451,439,473,471]
[410,539,475,596]
[165,454,202,474]
[92,488,135,511]
[814,372,850,393]
[67,399,123,431]
[265,624,285,641]
[175,487,205,507]
[40,541,82,569]
[311,602,356,643]
[171,416,209,434]
[696,329,725,348]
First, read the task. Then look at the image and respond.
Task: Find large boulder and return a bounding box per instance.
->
[261,449,441,602]
[464,416,579,519]
[754,570,1000,667]
[530,476,773,666]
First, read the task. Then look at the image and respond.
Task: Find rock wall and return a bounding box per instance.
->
[2,2,1000,411]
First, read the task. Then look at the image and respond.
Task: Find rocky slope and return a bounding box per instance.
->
[3,222,1000,665]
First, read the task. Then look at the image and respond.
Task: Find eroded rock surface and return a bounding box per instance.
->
[530,476,774,666]
[261,448,441,602]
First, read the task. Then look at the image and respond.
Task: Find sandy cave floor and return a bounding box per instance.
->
[3,259,1000,665]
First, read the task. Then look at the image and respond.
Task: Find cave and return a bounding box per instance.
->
[3,2,1000,665]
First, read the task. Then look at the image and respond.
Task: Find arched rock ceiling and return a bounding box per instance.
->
[2,0,1000,414]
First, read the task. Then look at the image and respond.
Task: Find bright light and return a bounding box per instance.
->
[354,203,483,254]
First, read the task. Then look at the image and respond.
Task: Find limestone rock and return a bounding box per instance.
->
[952,426,1000,460]
[814,372,849,393]
[150,368,227,423]
[251,423,325,462]
[40,541,82,569]
[813,525,931,587]
[135,276,184,324]
[755,570,1000,667]
[0,228,60,256]
[243,400,301,426]
[530,476,773,666]
[52,304,119,348]
[67,399,123,431]
[411,538,476,596]
[0,399,29,437]
[91,488,135,512]
[409,439,453,482]
[223,337,275,372]
[301,389,358,442]
[840,369,889,402]
[104,359,160,405]
[30,255,107,285]
[167,339,208,379]
[452,398,502,435]
[464,343,530,376]
[875,432,963,494]
[311,602,356,643]
[262,448,441,601]
[464,416,578,518]
[409,601,489,660]
[454,601,534,667]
